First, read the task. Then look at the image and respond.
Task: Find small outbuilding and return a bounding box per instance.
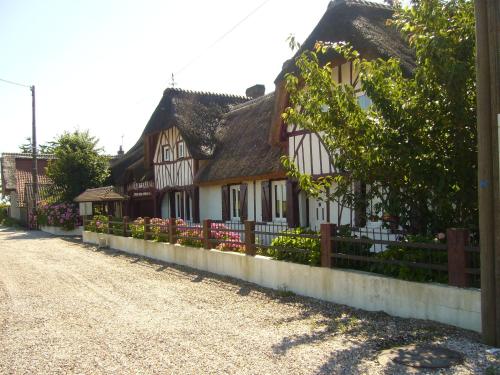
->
[74,186,129,218]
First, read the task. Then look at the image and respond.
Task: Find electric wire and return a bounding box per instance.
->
[0,77,31,88]
[174,0,272,77]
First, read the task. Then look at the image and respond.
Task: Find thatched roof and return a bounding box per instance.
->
[275,0,415,83]
[111,88,248,186]
[74,186,128,202]
[110,138,144,186]
[195,93,285,184]
[143,88,249,159]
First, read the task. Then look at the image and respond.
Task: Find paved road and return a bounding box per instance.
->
[0,228,495,374]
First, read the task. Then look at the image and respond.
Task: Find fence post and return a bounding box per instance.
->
[168,217,175,244]
[144,217,150,241]
[203,219,212,249]
[320,223,337,268]
[107,215,113,234]
[245,221,256,256]
[447,228,469,287]
[123,216,129,237]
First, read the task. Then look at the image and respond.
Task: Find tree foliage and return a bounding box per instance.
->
[46,130,110,202]
[19,137,57,154]
[282,0,476,234]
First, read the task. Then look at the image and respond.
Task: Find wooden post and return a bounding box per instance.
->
[245,221,256,256]
[144,217,150,241]
[447,228,469,288]
[202,219,212,250]
[168,217,175,244]
[475,0,500,346]
[123,216,129,237]
[320,223,337,268]
[107,215,113,235]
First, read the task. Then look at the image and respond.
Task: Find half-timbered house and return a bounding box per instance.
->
[111,88,248,221]
[195,91,298,226]
[269,0,415,230]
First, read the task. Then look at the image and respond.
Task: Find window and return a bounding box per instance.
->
[357,94,372,110]
[162,145,172,162]
[272,181,287,221]
[177,141,185,158]
[230,185,240,220]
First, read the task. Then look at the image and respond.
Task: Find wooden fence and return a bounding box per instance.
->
[83,216,480,288]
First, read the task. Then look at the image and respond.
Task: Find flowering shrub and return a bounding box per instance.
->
[88,215,243,252]
[129,217,184,241]
[86,215,108,233]
[209,222,244,252]
[36,202,81,230]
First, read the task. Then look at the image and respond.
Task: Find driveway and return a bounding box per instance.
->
[0,227,497,374]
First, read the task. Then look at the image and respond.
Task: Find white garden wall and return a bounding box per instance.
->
[41,225,83,236]
[83,231,481,333]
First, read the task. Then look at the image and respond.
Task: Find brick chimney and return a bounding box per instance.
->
[246,84,265,98]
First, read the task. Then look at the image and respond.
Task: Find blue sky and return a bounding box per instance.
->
[0,0,389,155]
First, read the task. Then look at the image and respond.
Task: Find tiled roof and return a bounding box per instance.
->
[15,170,52,207]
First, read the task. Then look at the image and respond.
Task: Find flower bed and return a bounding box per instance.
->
[86,216,244,252]
[34,202,81,231]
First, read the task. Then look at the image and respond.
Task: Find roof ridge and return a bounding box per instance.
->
[1,152,56,158]
[163,87,249,100]
[328,0,392,11]
[226,92,275,113]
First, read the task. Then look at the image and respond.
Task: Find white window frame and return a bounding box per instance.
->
[230,185,240,221]
[162,145,172,162]
[272,181,287,222]
[177,141,185,159]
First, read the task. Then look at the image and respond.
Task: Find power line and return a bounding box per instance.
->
[174,0,273,77]
[0,77,31,88]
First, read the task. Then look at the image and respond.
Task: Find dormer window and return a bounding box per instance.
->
[162,145,172,162]
[177,141,185,158]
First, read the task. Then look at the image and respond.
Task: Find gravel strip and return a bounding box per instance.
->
[0,227,498,374]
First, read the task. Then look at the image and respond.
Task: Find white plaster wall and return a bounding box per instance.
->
[41,226,83,236]
[83,231,482,333]
[200,185,222,220]
[9,192,21,221]
[254,180,262,222]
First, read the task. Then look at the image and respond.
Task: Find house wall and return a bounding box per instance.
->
[286,61,378,231]
[153,127,194,189]
[200,180,265,222]
[9,192,21,221]
[200,185,222,220]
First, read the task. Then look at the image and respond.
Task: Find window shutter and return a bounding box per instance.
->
[354,182,367,227]
[261,180,272,222]
[180,192,185,220]
[239,183,248,222]
[169,191,176,218]
[221,185,230,221]
[286,180,299,227]
[191,187,200,223]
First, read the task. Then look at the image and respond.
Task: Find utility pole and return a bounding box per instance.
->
[31,85,38,216]
[475,0,500,346]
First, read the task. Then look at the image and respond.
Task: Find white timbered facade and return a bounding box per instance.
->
[153,127,194,190]
[151,126,198,221]
[284,61,373,230]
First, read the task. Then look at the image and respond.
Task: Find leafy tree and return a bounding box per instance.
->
[19,137,57,154]
[282,0,476,234]
[46,130,110,202]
